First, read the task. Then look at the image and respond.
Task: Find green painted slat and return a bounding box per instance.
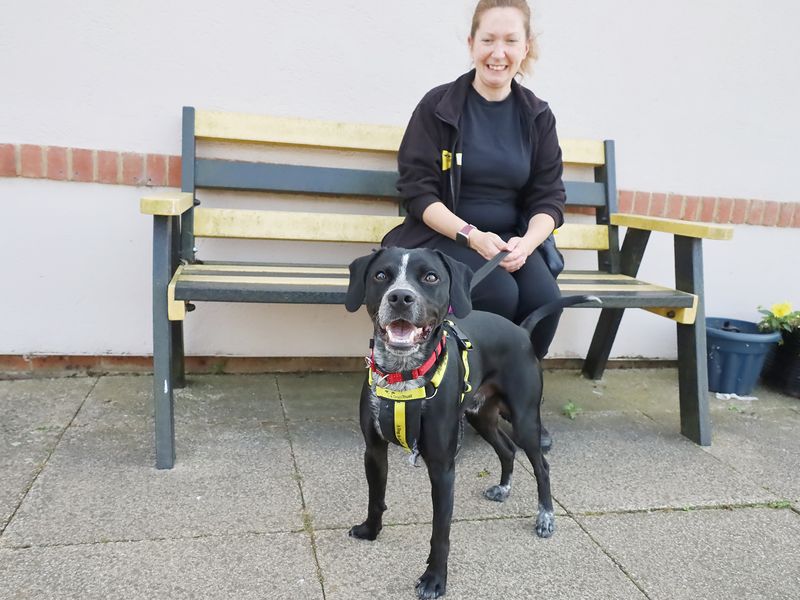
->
[195,159,399,198]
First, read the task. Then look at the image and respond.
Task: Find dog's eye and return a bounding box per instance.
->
[423,272,439,283]
[374,271,388,281]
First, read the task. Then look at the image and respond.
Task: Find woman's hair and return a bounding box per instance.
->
[470,0,539,76]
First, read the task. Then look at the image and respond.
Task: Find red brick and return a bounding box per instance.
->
[71,148,93,182]
[793,203,800,228]
[730,199,749,224]
[632,190,650,215]
[698,196,717,223]
[618,190,634,213]
[20,144,44,178]
[122,152,145,186]
[777,203,795,228]
[0,144,16,176]
[746,199,765,226]
[45,146,68,180]
[145,154,167,186]
[715,197,733,223]
[683,195,700,221]
[97,150,119,184]
[665,193,683,219]
[761,201,780,227]
[167,155,182,188]
[649,192,667,217]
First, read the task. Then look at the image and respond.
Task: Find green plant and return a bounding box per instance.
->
[562,401,582,420]
[758,302,800,335]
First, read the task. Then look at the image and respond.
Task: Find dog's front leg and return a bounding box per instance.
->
[416,459,455,599]
[349,440,388,540]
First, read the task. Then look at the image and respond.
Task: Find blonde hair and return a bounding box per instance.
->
[470,0,539,76]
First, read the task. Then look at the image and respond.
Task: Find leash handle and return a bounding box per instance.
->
[469,251,509,291]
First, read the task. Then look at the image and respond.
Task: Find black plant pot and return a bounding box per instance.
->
[763,329,800,398]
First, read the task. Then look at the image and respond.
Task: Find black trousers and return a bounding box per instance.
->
[428,236,562,359]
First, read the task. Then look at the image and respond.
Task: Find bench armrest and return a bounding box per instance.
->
[611,213,734,240]
[140,192,194,216]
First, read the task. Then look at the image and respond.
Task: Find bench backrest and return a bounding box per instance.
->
[179,106,620,272]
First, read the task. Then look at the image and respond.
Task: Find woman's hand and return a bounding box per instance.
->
[468,230,509,261]
[500,236,535,272]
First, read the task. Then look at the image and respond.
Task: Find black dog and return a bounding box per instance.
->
[345,247,596,599]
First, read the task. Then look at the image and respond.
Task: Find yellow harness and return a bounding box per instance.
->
[369,321,472,452]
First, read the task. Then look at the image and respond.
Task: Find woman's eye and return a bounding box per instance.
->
[424,273,439,283]
[374,271,388,281]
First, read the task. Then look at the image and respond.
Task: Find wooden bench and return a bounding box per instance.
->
[141,106,734,469]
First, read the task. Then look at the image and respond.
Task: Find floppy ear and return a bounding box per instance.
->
[434,251,473,318]
[345,250,383,312]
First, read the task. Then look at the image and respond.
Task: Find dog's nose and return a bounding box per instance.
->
[387,288,416,307]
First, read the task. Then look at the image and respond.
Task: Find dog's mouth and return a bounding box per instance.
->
[379,320,434,349]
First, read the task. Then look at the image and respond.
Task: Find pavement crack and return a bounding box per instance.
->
[276,376,327,600]
[0,376,100,539]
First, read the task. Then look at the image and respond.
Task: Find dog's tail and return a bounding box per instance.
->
[518,295,602,336]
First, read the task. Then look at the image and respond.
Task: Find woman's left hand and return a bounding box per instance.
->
[501,237,534,272]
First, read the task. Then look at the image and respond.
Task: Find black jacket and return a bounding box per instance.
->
[382,70,566,249]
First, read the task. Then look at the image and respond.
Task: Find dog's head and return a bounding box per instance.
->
[345,248,473,356]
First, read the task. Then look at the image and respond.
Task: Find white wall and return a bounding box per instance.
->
[1,1,798,359]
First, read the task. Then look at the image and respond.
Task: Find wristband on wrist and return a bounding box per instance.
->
[456,224,476,247]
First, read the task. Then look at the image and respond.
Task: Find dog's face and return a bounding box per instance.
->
[345,248,473,357]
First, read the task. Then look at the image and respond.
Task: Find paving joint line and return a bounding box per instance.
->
[0,376,101,539]
[276,376,327,600]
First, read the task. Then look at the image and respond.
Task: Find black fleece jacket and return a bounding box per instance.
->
[382,70,566,249]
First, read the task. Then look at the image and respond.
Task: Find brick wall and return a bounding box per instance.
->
[1,142,798,228]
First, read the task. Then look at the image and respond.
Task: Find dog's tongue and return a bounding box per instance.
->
[386,320,422,346]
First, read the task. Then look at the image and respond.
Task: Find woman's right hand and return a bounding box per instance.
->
[469,230,509,261]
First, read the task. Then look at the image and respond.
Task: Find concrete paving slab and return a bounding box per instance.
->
[541,411,777,513]
[0,378,95,532]
[580,507,800,600]
[289,420,560,531]
[316,517,644,600]
[1,420,303,547]
[0,531,322,599]
[704,408,800,501]
[277,372,363,421]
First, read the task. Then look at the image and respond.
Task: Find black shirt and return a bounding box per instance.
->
[457,86,533,235]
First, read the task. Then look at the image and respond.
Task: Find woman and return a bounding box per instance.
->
[383,0,566,362]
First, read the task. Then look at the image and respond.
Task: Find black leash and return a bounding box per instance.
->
[469,251,509,292]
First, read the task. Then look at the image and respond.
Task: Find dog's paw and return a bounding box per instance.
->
[483,483,511,502]
[535,508,555,538]
[348,522,380,541]
[415,569,447,599]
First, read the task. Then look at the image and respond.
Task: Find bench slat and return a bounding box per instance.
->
[193,208,610,249]
[172,265,695,310]
[192,109,605,165]
[195,159,399,198]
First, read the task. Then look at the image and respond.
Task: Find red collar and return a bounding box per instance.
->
[370,335,446,385]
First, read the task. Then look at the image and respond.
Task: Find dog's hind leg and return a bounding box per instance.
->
[465,394,516,502]
[349,438,388,541]
[513,416,555,538]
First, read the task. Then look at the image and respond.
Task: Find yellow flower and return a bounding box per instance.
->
[771,302,792,318]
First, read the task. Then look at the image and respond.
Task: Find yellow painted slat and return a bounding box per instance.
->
[140,192,194,216]
[193,208,404,243]
[195,110,404,152]
[645,294,699,324]
[558,273,631,281]
[193,109,604,164]
[560,139,606,166]
[179,275,347,286]
[184,264,350,275]
[611,213,735,240]
[167,265,186,321]
[554,224,609,250]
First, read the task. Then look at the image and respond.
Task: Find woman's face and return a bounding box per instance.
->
[468,7,529,100]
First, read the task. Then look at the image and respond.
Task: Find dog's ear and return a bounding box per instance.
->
[434,251,473,318]
[345,250,383,312]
